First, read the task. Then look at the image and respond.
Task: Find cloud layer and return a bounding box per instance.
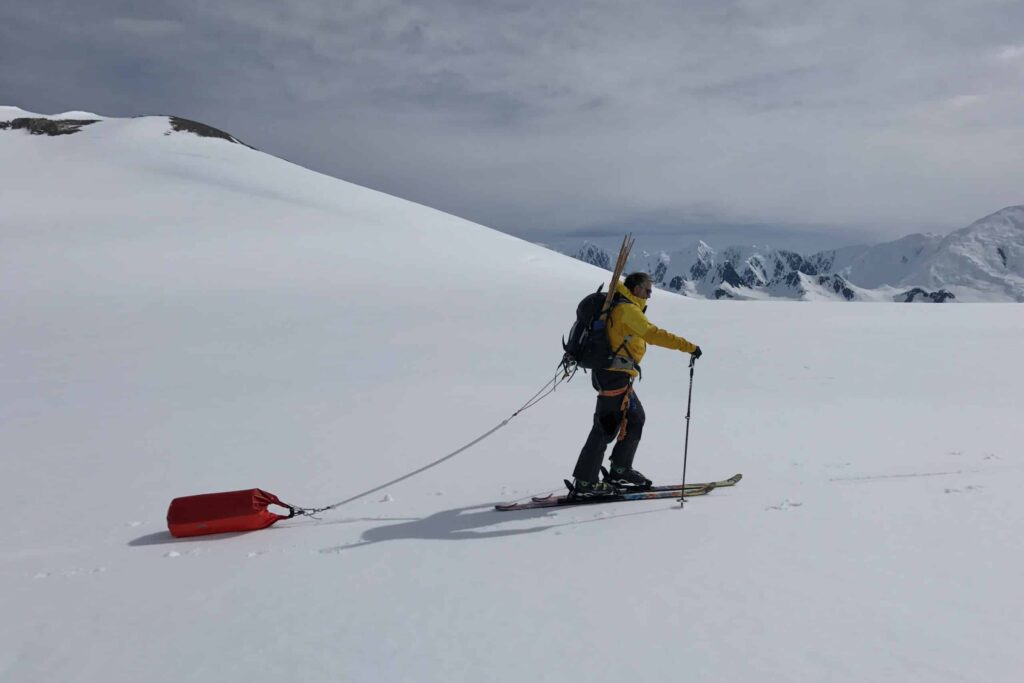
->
[3,0,1022,246]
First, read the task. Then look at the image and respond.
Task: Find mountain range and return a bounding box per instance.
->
[565,206,1024,302]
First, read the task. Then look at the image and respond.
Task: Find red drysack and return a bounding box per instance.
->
[166,488,293,538]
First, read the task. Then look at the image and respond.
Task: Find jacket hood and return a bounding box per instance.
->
[615,280,648,312]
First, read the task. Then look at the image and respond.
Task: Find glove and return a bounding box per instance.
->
[691,345,702,359]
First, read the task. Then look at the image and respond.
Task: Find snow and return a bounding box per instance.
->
[0,106,106,121]
[826,232,944,288]
[2,111,1024,682]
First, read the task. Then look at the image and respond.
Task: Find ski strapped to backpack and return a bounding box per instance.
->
[561,234,637,376]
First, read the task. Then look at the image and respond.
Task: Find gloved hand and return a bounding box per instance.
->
[691,345,702,359]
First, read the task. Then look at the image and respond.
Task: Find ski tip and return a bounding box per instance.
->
[677,484,714,502]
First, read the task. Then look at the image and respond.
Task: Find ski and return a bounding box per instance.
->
[529,473,742,502]
[495,483,716,512]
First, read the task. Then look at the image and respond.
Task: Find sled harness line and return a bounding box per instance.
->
[287,367,572,519]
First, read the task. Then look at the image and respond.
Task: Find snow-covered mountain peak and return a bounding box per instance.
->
[906,205,1024,301]
[694,239,715,260]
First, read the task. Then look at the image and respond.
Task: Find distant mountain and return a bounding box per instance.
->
[811,233,944,288]
[565,206,1024,302]
[904,206,1024,301]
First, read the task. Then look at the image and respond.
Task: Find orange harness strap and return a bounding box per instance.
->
[598,384,634,441]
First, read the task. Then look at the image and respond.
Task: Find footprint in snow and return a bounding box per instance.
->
[944,485,984,494]
[766,500,803,511]
[59,567,107,577]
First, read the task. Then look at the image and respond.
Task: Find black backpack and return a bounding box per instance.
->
[561,285,625,372]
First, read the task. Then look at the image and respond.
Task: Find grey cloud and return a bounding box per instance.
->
[110,18,184,38]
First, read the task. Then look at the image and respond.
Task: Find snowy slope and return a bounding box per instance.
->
[904,206,1024,302]
[3,109,1024,683]
[812,232,945,288]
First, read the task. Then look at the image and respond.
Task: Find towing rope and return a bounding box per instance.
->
[289,364,577,518]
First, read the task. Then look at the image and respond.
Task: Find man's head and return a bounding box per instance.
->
[624,272,653,300]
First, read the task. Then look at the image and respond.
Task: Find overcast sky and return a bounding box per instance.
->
[3,0,1022,250]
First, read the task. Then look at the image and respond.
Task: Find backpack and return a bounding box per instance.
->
[561,285,625,372]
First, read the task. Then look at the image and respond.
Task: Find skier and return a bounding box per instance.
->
[571,272,702,498]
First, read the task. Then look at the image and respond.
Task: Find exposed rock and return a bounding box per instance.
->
[894,288,956,303]
[0,118,99,136]
[689,259,710,280]
[652,257,668,285]
[817,275,856,301]
[574,242,611,269]
[167,116,251,147]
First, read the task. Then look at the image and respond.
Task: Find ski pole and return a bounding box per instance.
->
[679,354,696,508]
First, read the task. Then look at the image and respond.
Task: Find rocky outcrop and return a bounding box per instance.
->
[0,118,99,135]
[168,117,251,147]
[894,288,956,303]
[574,242,611,270]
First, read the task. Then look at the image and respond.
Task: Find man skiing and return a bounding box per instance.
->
[571,272,702,498]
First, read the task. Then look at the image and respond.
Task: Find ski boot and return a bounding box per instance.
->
[603,466,653,491]
[568,479,619,499]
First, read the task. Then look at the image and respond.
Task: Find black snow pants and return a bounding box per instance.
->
[572,368,645,482]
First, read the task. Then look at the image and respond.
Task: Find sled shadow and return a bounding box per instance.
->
[128,516,420,547]
[129,530,253,546]
[320,501,669,554]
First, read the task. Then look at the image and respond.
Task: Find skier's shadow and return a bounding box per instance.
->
[318,501,666,554]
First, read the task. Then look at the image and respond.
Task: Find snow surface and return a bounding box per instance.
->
[3,112,1024,682]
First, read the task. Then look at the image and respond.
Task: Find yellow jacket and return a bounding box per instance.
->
[606,281,698,376]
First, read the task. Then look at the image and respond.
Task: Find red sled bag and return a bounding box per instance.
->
[167,488,295,538]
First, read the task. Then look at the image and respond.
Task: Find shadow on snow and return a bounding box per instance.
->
[319,501,671,554]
